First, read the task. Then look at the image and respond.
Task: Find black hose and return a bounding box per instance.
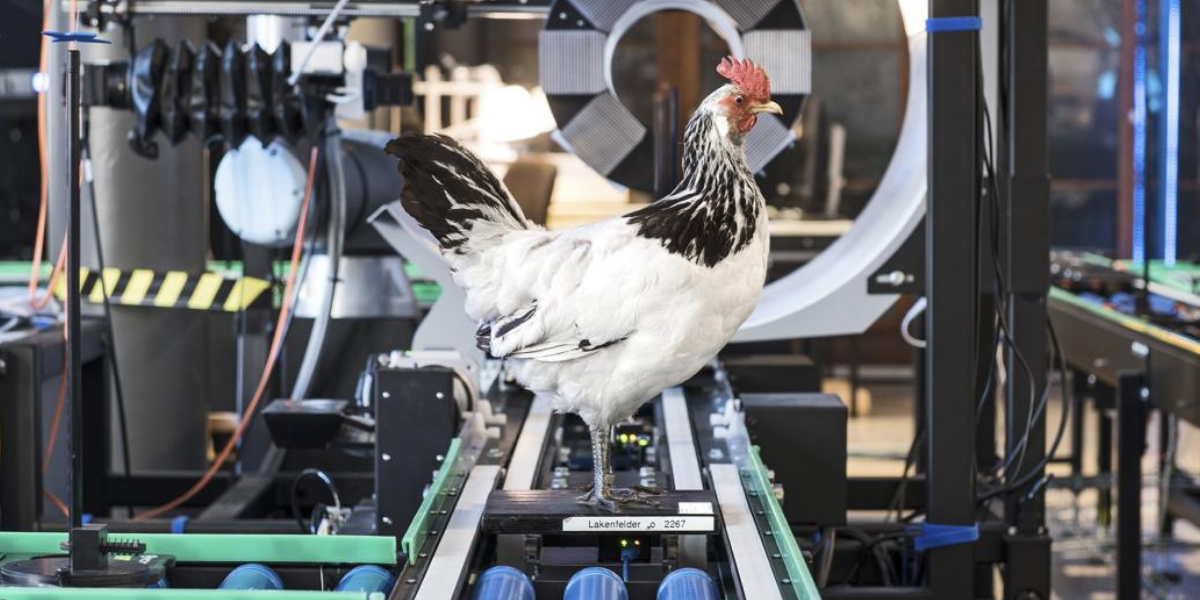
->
[82,128,135,519]
[290,468,341,534]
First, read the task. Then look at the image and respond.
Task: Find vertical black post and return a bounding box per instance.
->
[1116,372,1146,600]
[1098,408,1114,530]
[66,48,84,535]
[1069,371,1088,479]
[1001,0,1051,533]
[925,1,979,598]
[652,86,681,199]
[975,294,997,473]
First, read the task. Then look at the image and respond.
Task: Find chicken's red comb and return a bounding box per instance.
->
[716,56,770,99]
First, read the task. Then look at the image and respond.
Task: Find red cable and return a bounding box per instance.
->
[134,146,320,521]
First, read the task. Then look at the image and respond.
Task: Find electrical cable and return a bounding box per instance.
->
[836,528,902,586]
[134,145,320,521]
[978,64,1047,489]
[41,321,70,518]
[289,468,341,534]
[1154,413,1178,570]
[288,0,353,86]
[28,0,73,313]
[977,318,1072,503]
[290,126,345,400]
[82,129,136,518]
[900,297,927,349]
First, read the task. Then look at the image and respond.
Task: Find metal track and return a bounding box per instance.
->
[76,0,549,18]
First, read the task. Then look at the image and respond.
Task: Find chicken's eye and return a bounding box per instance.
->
[734,95,744,105]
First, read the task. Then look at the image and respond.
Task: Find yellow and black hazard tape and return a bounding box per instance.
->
[54,268,272,313]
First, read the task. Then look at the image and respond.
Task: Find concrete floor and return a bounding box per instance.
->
[845,378,1200,600]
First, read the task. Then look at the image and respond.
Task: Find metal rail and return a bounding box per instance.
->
[72,0,549,18]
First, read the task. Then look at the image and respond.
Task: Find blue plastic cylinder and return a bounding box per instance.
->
[657,568,719,600]
[219,564,284,590]
[564,567,627,600]
[336,565,397,595]
[471,566,535,600]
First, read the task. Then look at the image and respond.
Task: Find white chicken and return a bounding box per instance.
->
[387,57,780,510]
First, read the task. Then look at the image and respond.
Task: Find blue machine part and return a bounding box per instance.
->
[471,566,535,600]
[147,577,169,589]
[336,565,397,595]
[219,564,284,590]
[1148,294,1178,317]
[657,568,719,600]
[564,567,627,600]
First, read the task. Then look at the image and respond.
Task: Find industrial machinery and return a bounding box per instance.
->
[1049,250,1200,600]
[0,0,1062,599]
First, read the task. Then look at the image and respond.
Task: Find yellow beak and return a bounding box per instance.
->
[752,100,783,116]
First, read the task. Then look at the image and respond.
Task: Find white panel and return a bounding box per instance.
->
[744,114,795,174]
[712,464,785,600]
[560,92,645,176]
[744,29,812,95]
[713,0,781,30]
[569,0,641,31]
[539,30,606,95]
[662,388,703,491]
[414,465,501,600]
[736,22,928,341]
[503,395,553,490]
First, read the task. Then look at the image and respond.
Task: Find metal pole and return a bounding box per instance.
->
[1116,372,1146,600]
[66,46,84,536]
[1001,0,1050,531]
[925,1,979,598]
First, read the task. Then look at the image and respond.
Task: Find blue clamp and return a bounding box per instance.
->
[910,522,979,552]
[171,515,190,534]
[42,31,113,44]
[81,513,93,525]
[925,17,982,33]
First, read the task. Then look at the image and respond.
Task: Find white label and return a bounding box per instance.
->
[678,502,714,515]
[562,516,715,533]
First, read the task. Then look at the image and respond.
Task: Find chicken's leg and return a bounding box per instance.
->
[576,424,616,510]
[576,423,662,511]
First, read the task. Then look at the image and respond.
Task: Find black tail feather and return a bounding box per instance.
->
[385,133,528,253]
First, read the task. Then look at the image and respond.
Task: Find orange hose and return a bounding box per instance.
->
[135,146,320,521]
[44,490,70,517]
[29,0,54,308]
[29,0,80,310]
[42,344,67,474]
[41,316,70,517]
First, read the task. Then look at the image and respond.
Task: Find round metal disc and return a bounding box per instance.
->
[1,556,162,588]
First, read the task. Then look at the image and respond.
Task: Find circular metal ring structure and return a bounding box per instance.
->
[540,0,812,193]
[736,2,928,340]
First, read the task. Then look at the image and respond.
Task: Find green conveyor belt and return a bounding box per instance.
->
[0,533,395,598]
[0,532,396,565]
[1049,287,1200,355]
[746,446,822,600]
[401,438,462,565]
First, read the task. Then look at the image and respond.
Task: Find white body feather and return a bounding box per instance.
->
[452,199,768,428]
[395,83,772,430]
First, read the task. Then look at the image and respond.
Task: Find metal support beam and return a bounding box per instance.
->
[1000,0,1050,538]
[924,1,980,598]
[1116,372,1147,600]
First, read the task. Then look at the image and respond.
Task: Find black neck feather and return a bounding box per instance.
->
[627,109,763,267]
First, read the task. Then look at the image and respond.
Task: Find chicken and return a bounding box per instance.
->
[386,57,781,510]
